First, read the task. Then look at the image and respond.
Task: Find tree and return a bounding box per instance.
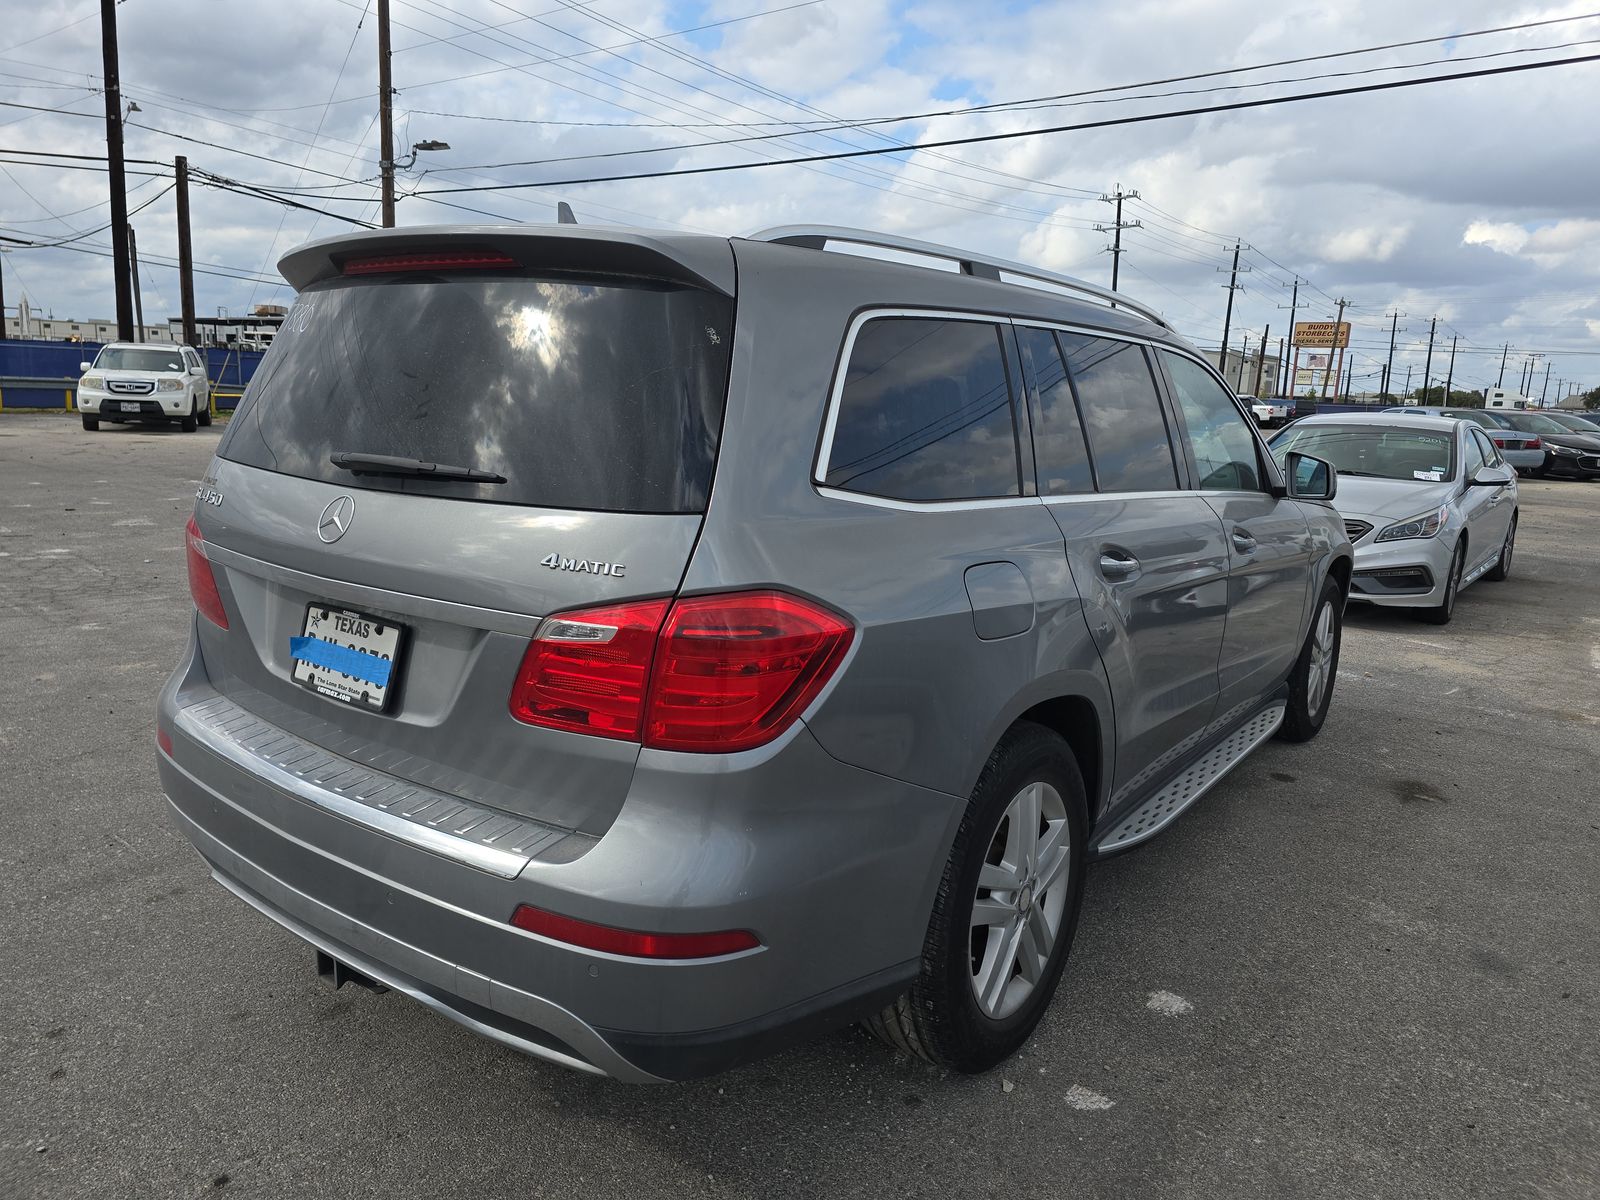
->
[1583,386,1600,412]
[1410,385,1485,407]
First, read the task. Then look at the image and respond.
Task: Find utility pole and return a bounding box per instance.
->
[1252,323,1271,396]
[378,0,396,227]
[1382,310,1404,398]
[1496,343,1512,387]
[1421,316,1437,404]
[0,253,7,342]
[1320,298,1347,401]
[1096,184,1141,293]
[1237,332,1251,389]
[1217,242,1246,380]
[1402,364,1413,400]
[99,0,134,341]
[1540,361,1552,407]
[1278,277,1301,399]
[175,156,197,348]
[127,224,145,342]
[1521,353,1544,395]
[1443,334,1457,403]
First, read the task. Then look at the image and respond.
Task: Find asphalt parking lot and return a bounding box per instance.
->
[2,412,1596,1200]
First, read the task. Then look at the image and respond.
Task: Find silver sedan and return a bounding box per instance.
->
[1271,414,1518,625]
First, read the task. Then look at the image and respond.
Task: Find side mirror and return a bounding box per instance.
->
[1285,451,1337,501]
[1467,468,1507,487]
[79,361,92,373]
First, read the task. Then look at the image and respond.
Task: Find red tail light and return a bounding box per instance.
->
[509,904,759,959]
[646,592,855,752]
[185,516,229,629]
[157,728,173,756]
[509,599,669,741]
[510,591,853,753]
[1526,437,1542,450]
[341,250,516,275]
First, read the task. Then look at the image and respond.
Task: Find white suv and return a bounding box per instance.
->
[77,343,211,432]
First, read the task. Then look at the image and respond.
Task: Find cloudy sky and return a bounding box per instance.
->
[3,0,1598,397]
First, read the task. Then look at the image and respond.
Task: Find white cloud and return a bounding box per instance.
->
[0,0,1597,391]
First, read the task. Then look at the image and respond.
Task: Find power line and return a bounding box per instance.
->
[411,51,1600,195]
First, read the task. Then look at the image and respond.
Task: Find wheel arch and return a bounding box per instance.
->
[1013,695,1104,822]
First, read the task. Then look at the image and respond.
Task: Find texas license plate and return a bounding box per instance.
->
[120,401,142,412]
[289,604,405,711]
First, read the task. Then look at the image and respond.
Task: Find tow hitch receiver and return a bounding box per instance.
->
[315,949,389,994]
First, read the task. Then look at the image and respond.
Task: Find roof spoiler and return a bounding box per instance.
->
[276,224,734,294]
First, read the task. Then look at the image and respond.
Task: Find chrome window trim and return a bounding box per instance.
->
[1012,316,1163,349]
[812,307,1027,505]
[815,486,1044,513]
[1040,488,1208,506]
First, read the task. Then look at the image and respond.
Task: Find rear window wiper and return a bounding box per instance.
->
[329,451,506,484]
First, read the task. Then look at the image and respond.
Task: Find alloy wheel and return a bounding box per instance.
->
[1307,598,1336,713]
[970,782,1071,1020]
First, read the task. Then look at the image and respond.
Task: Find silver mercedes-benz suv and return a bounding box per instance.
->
[156,224,1351,1082]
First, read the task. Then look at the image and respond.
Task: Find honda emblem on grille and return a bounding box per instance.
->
[317,495,355,543]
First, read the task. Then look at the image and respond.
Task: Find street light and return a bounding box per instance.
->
[394,140,450,172]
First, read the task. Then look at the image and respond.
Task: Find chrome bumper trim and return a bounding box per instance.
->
[173,694,565,878]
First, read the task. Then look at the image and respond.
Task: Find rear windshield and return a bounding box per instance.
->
[95,347,185,372]
[219,272,733,512]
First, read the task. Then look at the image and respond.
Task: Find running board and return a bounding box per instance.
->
[1094,702,1286,855]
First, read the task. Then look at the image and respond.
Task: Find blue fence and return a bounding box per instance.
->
[0,338,263,411]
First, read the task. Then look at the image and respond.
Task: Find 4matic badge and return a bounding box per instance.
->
[540,553,626,578]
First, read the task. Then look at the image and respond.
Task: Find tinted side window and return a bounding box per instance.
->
[825,317,1020,501]
[1463,430,1486,477]
[1057,333,1177,492]
[1160,351,1262,492]
[1472,427,1502,466]
[1016,326,1094,495]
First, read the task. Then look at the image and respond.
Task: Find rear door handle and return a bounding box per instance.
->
[1231,528,1257,553]
[1098,552,1140,579]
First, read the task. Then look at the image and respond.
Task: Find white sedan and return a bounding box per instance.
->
[1270,413,1518,625]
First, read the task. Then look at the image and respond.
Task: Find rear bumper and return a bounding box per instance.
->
[156,627,953,1081]
[1497,448,1543,470]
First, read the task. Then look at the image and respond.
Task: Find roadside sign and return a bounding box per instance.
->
[1293,322,1350,348]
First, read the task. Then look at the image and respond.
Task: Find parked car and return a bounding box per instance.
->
[1271,414,1517,624]
[1247,396,1290,427]
[1490,410,1600,479]
[1538,410,1600,436]
[1384,406,1544,474]
[157,224,1351,1083]
[76,342,211,432]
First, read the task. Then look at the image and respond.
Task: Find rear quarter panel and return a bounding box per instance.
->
[692,241,1118,807]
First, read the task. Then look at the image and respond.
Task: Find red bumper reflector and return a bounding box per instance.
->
[185,516,229,629]
[157,728,173,756]
[341,250,517,275]
[509,904,759,960]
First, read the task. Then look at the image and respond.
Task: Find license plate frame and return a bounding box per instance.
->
[289,604,406,712]
[120,401,143,413]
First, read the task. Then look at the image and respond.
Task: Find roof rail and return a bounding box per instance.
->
[747,224,1169,329]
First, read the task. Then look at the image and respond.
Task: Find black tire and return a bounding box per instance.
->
[1485,514,1516,582]
[864,722,1088,1073]
[197,396,213,427]
[81,415,99,432]
[1278,574,1343,743]
[180,398,198,433]
[1415,540,1464,626]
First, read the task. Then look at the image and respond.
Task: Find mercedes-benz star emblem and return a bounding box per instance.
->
[317,495,355,544]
